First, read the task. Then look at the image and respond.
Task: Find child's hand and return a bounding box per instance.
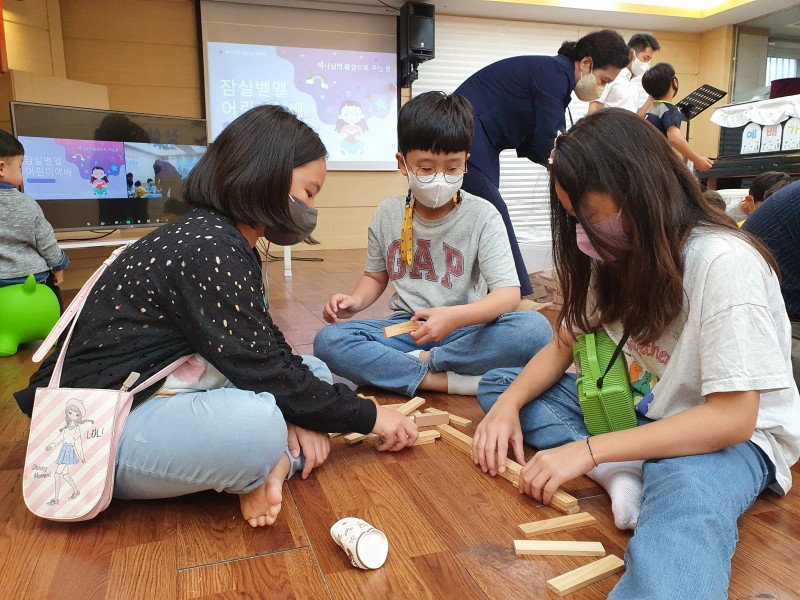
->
[519,440,594,505]
[472,399,525,476]
[372,405,418,451]
[52,270,64,286]
[287,424,331,479]
[410,306,463,344]
[695,157,714,172]
[322,294,359,323]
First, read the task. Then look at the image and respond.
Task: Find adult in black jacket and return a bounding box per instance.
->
[455,29,629,295]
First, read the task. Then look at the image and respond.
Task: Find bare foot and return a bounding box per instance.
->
[239,454,290,528]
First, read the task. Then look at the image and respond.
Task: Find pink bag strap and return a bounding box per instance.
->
[34,246,128,386]
[33,245,190,392]
[127,354,193,395]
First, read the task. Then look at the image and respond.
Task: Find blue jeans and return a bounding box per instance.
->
[313,311,552,397]
[113,356,329,499]
[478,368,775,600]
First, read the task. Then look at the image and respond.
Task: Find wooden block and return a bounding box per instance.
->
[436,424,579,515]
[344,432,378,444]
[513,540,605,557]
[383,320,421,337]
[546,555,625,596]
[413,430,441,446]
[447,413,473,427]
[517,513,597,538]
[550,490,580,513]
[328,432,342,438]
[436,424,473,454]
[394,396,426,417]
[356,393,377,402]
[423,407,448,415]
[412,411,450,427]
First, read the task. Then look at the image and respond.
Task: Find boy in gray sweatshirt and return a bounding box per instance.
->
[0,130,68,310]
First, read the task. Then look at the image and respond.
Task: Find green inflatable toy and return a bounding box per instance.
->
[0,275,60,356]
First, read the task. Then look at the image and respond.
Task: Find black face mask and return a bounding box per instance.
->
[264,195,318,246]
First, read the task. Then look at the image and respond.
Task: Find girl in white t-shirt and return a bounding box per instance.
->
[473,108,800,599]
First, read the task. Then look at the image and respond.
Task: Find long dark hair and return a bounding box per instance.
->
[184,105,327,235]
[558,30,629,70]
[549,108,778,344]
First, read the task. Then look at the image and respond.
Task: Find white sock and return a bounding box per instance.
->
[587,460,644,530]
[446,372,483,396]
[406,350,423,359]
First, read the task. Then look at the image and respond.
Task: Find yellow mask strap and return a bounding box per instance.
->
[400,192,460,267]
[401,193,414,266]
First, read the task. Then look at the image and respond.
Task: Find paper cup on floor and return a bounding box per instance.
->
[330,517,389,569]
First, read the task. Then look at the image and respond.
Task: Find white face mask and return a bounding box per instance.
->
[574,63,605,102]
[630,57,650,77]
[404,161,463,209]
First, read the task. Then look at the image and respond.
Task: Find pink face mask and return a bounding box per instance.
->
[575,212,630,262]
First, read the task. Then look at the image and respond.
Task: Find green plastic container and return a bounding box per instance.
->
[573,331,638,435]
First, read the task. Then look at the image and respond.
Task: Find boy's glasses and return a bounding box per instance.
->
[409,166,467,184]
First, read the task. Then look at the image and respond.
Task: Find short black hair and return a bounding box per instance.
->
[750,171,791,204]
[398,91,474,155]
[135,180,142,187]
[0,130,24,159]
[147,178,154,184]
[558,29,630,70]
[642,63,676,99]
[184,104,327,234]
[628,33,660,52]
[702,189,726,211]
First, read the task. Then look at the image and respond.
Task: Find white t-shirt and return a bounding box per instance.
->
[597,69,638,112]
[630,74,649,112]
[726,202,748,223]
[600,229,800,494]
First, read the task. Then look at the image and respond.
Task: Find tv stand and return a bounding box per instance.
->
[59,238,293,277]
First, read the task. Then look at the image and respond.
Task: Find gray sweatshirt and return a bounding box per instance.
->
[0,188,68,280]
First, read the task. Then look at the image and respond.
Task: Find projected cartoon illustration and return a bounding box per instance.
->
[90,166,109,195]
[207,42,398,169]
[19,136,127,200]
[335,100,368,155]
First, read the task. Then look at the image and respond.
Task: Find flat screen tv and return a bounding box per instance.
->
[11,102,207,232]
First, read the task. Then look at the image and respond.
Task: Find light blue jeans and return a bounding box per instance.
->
[478,368,775,600]
[113,356,329,499]
[313,311,552,397]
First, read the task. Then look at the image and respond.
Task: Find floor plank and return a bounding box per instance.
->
[175,485,308,570]
[177,548,331,600]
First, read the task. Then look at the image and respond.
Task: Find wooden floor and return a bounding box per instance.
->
[1,248,799,599]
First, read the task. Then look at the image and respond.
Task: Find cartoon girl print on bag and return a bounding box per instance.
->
[44,399,94,506]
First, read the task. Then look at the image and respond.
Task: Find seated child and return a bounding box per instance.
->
[473,108,799,597]
[0,131,69,310]
[642,63,714,172]
[314,91,552,397]
[134,179,148,198]
[727,171,791,223]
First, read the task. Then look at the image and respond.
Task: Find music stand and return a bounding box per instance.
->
[675,84,727,142]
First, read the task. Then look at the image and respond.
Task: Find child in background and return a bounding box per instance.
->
[727,171,791,223]
[134,180,148,198]
[314,92,552,398]
[473,108,799,598]
[642,63,714,172]
[0,131,69,310]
